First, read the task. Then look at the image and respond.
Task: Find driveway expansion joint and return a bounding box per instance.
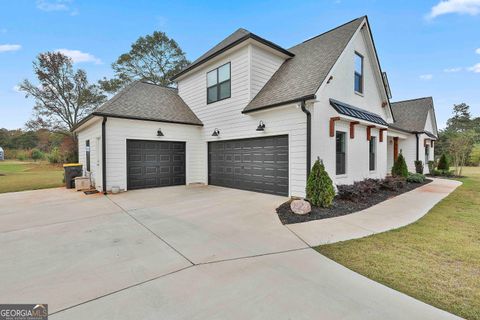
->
[106,195,196,266]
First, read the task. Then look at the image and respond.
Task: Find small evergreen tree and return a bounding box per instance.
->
[391,152,408,178]
[437,153,450,171]
[306,159,335,208]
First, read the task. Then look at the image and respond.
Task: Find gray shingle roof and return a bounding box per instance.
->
[93,81,202,126]
[243,16,365,113]
[171,28,294,81]
[390,97,435,133]
[330,99,388,126]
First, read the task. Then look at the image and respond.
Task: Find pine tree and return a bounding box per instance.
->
[437,153,450,171]
[391,152,408,178]
[306,159,335,208]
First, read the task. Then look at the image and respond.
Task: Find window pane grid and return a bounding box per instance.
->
[336,131,346,175]
[207,63,231,104]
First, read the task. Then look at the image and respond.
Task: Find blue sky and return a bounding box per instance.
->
[0,0,479,129]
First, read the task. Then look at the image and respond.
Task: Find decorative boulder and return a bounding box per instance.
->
[290,199,311,215]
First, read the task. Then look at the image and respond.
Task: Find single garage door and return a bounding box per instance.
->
[127,140,185,190]
[208,135,288,196]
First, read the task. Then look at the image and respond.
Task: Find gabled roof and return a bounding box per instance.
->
[390,97,436,134]
[330,99,388,126]
[242,17,365,113]
[74,81,202,131]
[171,28,294,81]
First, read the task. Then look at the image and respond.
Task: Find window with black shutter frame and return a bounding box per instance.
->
[354,52,364,94]
[336,131,346,175]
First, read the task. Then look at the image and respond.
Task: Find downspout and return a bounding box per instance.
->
[102,116,107,195]
[415,133,419,161]
[300,100,311,178]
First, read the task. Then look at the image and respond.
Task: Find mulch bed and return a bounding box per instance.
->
[277,179,432,225]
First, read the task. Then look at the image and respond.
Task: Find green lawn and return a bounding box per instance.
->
[0,160,64,193]
[316,167,480,320]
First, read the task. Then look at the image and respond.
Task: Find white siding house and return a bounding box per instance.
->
[74,16,438,197]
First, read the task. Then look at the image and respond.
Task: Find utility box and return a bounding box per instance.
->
[63,164,83,189]
[74,177,91,191]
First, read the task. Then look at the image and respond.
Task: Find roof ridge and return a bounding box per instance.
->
[96,80,139,112]
[139,81,177,91]
[293,16,366,47]
[391,96,433,104]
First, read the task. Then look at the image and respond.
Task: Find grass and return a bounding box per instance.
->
[0,160,64,193]
[316,167,480,320]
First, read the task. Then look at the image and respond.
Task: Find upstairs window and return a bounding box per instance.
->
[207,62,231,104]
[354,52,363,94]
[369,136,376,171]
[336,131,346,175]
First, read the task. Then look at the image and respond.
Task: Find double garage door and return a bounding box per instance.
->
[127,140,185,190]
[208,135,289,196]
[126,136,289,196]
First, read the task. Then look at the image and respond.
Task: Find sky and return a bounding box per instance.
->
[0,0,479,130]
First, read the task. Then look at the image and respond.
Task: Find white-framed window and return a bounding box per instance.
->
[207,62,231,104]
[354,52,364,94]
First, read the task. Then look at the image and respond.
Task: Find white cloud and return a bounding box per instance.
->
[468,63,480,72]
[36,0,70,11]
[55,49,101,64]
[419,74,434,80]
[476,48,480,54]
[443,67,462,72]
[36,0,78,15]
[427,0,480,19]
[0,44,21,53]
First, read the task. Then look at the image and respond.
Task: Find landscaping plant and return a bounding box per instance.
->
[407,173,426,183]
[437,153,450,172]
[306,159,335,208]
[414,160,424,174]
[391,152,408,178]
[428,160,435,173]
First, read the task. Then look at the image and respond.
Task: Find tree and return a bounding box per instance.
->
[446,103,472,132]
[437,153,450,171]
[19,52,106,133]
[447,130,476,176]
[391,152,408,178]
[306,159,335,208]
[99,31,189,93]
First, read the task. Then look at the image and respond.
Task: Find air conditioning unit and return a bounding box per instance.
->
[74,177,91,191]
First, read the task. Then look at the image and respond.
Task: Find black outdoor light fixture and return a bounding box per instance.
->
[256,120,265,131]
[157,128,164,136]
[212,128,220,136]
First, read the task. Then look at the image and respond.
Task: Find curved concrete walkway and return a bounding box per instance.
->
[288,178,462,246]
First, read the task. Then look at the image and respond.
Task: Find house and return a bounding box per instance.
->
[388,97,438,173]
[0,146,4,161]
[74,16,437,197]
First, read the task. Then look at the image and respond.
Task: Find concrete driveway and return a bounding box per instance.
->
[0,185,459,319]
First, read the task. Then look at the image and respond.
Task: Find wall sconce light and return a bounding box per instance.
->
[256,120,265,131]
[157,129,164,136]
[212,128,220,136]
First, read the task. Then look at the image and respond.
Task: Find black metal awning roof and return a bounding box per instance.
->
[330,99,388,126]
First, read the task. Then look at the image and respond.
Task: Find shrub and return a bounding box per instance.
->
[391,152,408,178]
[428,160,435,173]
[431,169,454,177]
[47,147,62,164]
[337,179,380,201]
[414,160,424,174]
[15,149,31,161]
[379,176,406,191]
[306,159,335,208]
[407,173,425,183]
[437,154,450,171]
[31,148,45,161]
